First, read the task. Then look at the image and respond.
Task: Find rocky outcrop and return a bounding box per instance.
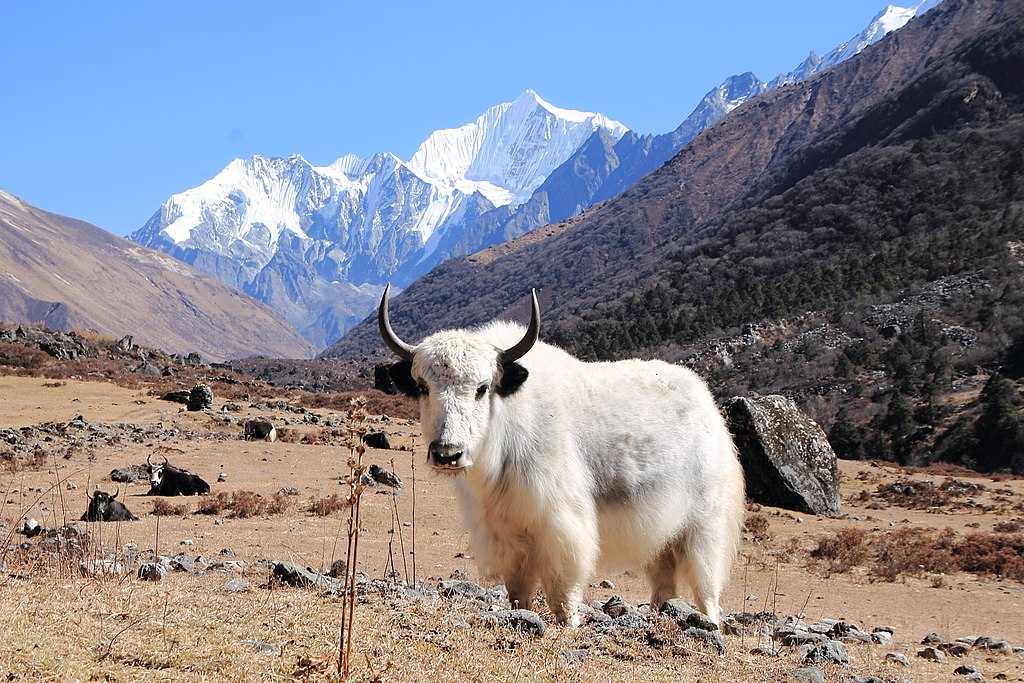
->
[187,384,214,412]
[724,395,840,515]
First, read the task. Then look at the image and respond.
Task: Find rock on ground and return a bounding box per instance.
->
[724,395,841,515]
[187,384,214,411]
[363,431,391,449]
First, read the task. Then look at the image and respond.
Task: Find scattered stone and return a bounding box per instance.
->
[270,560,339,592]
[278,486,300,496]
[363,432,391,450]
[160,389,191,405]
[922,631,945,645]
[871,630,893,645]
[790,666,824,683]
[918,646,946,662]
[801,639,848,665]
[224,578,250,593]
[217,472,227,483]
[168,554,196,572]
[660,599,718,631]
[774,622,827,646]
[180,539,194,546]
[484,608,545,637]
[241,639,279,656]
[942,642,971,657]
[598,579,615,589]
[602,595,629,618]
[110,463,151,483]
[137,562,167,582]
[79,558,126,577]
[885,652,910,667]
[955,665,981,676]
[561,648,590,665]
[683,626,727,655]
[187,384,214,412]
[723,395,840,515]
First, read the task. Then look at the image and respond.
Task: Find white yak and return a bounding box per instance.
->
[379,286,744,626]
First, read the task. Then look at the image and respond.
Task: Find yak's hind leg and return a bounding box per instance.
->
[677,519,736,626]
[645,545,678,611]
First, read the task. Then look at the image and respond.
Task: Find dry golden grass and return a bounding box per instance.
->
[0,566,941,682]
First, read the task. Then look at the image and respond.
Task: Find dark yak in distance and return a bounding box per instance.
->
[80,488,137,522]
[147,455,211,496]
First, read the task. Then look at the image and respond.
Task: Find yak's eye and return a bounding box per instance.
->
[476,384,488,400]
[417,381,429,397]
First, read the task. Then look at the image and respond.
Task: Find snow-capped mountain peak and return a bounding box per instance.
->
[131,91,628,345]
[406,89,627,202]
[769,1,941,88]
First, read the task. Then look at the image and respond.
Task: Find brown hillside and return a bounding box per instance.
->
[0,191,314,361]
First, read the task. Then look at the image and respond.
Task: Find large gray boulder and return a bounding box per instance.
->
[723,395,840,515]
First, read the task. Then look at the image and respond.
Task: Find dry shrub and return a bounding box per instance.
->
[151,498,190,516]
[276,427,301,443]
[309,493,348,516]
[955,532,1024,582]
[0,342,50,370]
[195,491,230,515]
[871,527,957,581]
[808,528,871,573]
[874,480,952,509]
[300,429,331,446]
[266,493,292,515]
[743,514,772,543]
[296,389,418,420]
[993,519,1023,533]
[230,490,267,518]
[194,490,291,518]
[808,527,1024,583]
[42,381,66,388]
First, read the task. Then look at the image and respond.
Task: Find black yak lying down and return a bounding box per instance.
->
[81,488,137,522]
[147,455,210,496]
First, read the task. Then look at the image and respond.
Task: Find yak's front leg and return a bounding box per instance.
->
[540,508,597,627]
[505,555,539,610]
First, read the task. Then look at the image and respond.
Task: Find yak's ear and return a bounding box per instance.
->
[388,361,420,397]
[497,362,529,397]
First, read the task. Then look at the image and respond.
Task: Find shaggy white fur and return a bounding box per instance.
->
[409,320,745,626]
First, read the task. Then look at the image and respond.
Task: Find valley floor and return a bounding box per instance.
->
[0,375,1021,681]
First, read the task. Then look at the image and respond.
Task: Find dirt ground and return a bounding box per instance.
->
[1,374,1022,681]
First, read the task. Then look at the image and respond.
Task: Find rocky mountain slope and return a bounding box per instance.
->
[0,191,315,361]
[324,0,1024,471]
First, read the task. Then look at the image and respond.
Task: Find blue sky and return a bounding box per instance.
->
[2,1,894,235]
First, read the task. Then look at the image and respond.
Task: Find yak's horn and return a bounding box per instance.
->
[499,289,541,363]
[112,487,120,500]
[378,284,415,361]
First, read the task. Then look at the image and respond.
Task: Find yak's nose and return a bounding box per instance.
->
[428,440,464,467]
